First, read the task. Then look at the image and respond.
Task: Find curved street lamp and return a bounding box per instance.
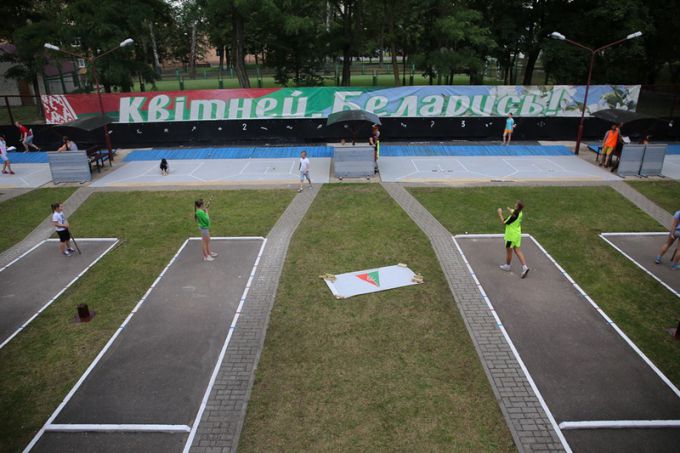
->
[44,38,134,160]
[549,31,642,154]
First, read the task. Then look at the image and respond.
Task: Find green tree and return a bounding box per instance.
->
[56,0,169,92]
[542,0,649,84]
[413,1,494,85]
[262,0,328,86]
[1,0,60,106]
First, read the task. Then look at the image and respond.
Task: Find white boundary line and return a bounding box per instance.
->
[0,240,47,273]
[183,238,267,452]
[0,238,119,350]
[23,238,191,452]
[188,236,265,241]
[45,424,191,433]
[600,232,679,298]
[559,420,680,430]
[599,232,668,237]
[454,233,680,397]
[456,233,680,422]
[451,235,572,453]
[527,235,680,399]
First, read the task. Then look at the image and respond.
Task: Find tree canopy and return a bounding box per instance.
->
[2,0,678,91]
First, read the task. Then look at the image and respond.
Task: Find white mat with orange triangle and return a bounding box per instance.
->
[321,263,423,299]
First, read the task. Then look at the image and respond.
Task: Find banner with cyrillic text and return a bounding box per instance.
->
[41,85,640,124]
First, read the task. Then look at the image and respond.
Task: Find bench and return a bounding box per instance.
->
[86,145,113,173]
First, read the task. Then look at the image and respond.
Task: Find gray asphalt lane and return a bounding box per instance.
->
[603,233,680,295]
[456,235,680,449]
[50,239,262,426]
[32,431,187,453]
[563,428,680,453]
[0,239,116,347]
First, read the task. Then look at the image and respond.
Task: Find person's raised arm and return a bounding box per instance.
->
[497,208,506,224]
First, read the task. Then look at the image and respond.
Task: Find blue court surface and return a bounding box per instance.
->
[380,144,573,157]
[124,146,333,161]
[124,144,576,162]
[6,152,49,163]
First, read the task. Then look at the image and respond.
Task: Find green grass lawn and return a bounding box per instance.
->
[626,180,680,214]
[410,186,680,387]
[0,189,294,453]
[239,185,514,452]
[0,187,77,254]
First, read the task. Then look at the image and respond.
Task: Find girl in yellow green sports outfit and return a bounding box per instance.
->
[497,201,530,278]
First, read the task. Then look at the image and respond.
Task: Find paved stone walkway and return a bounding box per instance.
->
[0,187,94,269]
[0,188,33,203]
[2,178,672,453]
[382,182,565,453]
[189,185,318,453]
[610,181,674,229]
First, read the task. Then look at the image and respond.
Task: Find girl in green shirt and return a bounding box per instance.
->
[195,199,218,261]
[497,200,530,278]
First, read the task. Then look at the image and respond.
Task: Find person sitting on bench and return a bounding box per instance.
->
[57,136,78,152]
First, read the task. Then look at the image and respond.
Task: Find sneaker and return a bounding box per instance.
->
[9,171,14,175]
[499,264,511,271]
[210,251,218,257]
[63,251,73,256]
[203,255,215,261]
[297,188,303,193]
[655,256,662,264]
[1,170,6,174]
[673,264,680,270]
[67,248,75,253]
[521,267,530,279]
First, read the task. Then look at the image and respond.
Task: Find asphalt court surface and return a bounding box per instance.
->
[90,158,331,186]
[456,235,680,451]
[662,155,680,179]
[0,239,117,348]
[378,155,621,182]
[32,432,187,453]
[30,238,263,452]
[0,164,52,188]
[563,428,680,453]
[51,239,262,424]
[601,233,679,297]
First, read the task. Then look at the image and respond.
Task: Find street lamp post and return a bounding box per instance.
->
[550,31,642,154]
[44,38,134,162]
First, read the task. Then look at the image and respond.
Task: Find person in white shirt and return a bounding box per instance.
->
[0,134,15,175]
[51,202,76,256]
[57,136,78,152]
[298,150,311,192]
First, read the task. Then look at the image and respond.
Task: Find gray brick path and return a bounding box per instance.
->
[0,187,94,269]
[189,186,318,453]
[382,182,565,453]
[0,187,33,203]
[609,181,673,229]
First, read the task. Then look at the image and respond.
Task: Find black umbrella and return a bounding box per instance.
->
[592,108,651,124]
[593,108,659,141]
[48,114,113,148]
[326,110,381,145]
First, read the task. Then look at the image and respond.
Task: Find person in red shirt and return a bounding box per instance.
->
[15,121,40,152]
